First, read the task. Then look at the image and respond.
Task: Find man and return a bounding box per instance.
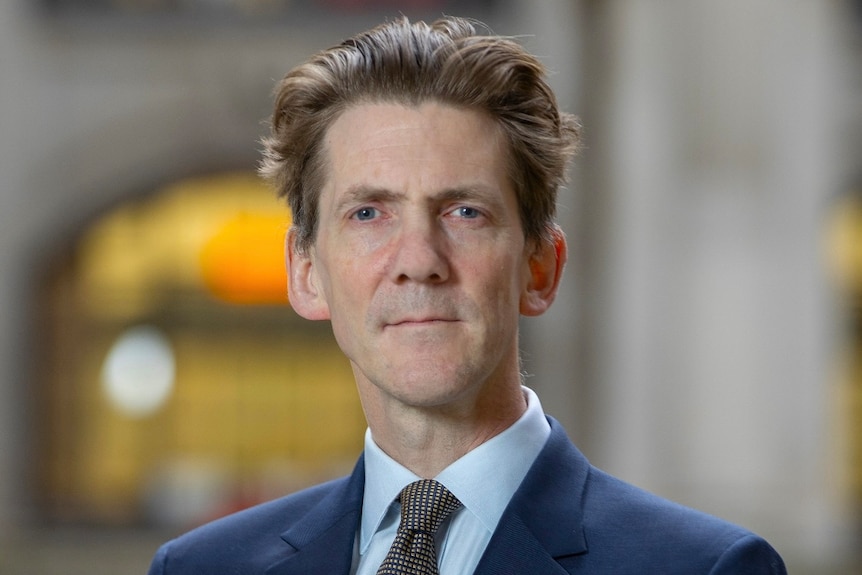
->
[148,15,787,574]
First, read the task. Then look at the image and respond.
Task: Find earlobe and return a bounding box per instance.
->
[520,225,567,317]
[285,228,331,320]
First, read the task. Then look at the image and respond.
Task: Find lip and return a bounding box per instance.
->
[385,318,458,328]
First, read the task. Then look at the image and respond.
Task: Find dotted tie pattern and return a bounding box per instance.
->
[376,479,462,575]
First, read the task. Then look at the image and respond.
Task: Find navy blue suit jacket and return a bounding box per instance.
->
[148,418,786,574]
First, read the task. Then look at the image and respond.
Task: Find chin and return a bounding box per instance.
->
[385,370,480,409]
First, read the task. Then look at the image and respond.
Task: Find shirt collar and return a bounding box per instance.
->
[360,386,550,551]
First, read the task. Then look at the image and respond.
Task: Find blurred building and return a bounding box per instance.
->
[0,0,860,573]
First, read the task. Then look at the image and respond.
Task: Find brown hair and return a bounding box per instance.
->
[260,15,580,252]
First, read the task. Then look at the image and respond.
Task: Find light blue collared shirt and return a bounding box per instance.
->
[351,387,551,575]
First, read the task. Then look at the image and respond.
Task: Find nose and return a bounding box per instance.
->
[388,216,450,284]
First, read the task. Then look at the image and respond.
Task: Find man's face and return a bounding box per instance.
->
[288,102,561,415]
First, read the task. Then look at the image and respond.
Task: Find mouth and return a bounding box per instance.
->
[386,318,458,328]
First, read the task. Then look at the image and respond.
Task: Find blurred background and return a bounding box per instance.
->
[0,0,860,573]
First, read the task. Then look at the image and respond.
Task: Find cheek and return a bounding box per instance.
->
[320,253,378,321]
[466,255,524,307]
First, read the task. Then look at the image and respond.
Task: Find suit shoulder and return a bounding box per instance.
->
[580,467,786,573]
[583,466,748,540]
[148,475,351,574]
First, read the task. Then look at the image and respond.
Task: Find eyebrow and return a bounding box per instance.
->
[336,185,400,208]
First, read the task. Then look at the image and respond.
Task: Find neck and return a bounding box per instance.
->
[359,379,527,478]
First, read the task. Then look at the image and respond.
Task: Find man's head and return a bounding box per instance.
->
[260,15,580,253]
[266,16,579,444]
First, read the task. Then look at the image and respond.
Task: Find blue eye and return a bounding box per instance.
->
[354,207,378,221]
[455,206,480,219]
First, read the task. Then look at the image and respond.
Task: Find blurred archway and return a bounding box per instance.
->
[35,172,363,528]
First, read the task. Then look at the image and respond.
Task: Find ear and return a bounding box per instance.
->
[520,225,567,317]
[285,228,331,320]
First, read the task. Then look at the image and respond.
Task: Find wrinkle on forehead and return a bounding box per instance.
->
[322,102,510,195]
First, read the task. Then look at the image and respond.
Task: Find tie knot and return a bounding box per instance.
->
[398,480,461,534]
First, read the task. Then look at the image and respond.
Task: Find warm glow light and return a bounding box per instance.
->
[828,194,862,292]
[101,325,176,417]
[199,212,290,305]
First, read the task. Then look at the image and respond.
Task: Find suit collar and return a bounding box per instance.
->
[264,456,365,574]
[262,418,590,575]
[474,418,589,574]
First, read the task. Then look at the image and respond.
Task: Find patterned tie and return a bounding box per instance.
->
[376,479,462,575]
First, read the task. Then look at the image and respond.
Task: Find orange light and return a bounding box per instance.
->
[199,213,289,305]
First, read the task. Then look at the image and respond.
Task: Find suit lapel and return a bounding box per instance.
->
[473,419,590,575]
[265,457,365,575]
[261,419,590,575]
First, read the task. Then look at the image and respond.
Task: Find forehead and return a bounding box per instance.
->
[321,102,511,194]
